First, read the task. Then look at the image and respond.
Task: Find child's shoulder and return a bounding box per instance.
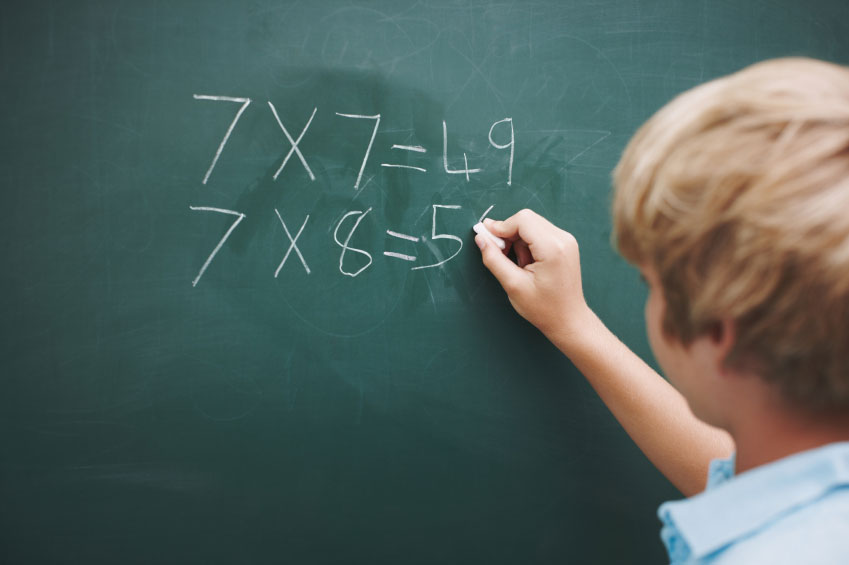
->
[661,442,849,563]
[714,442,849,563]
[718,486,849,564]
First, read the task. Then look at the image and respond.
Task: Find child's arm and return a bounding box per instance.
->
[476,210,734,496]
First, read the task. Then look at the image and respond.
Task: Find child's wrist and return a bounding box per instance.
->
[545,303,601,358]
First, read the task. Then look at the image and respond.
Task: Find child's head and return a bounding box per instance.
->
[612,57,849,414]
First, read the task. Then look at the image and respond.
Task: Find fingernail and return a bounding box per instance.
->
[475,235,486,250]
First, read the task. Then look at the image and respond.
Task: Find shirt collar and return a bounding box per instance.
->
[658,441,849,561]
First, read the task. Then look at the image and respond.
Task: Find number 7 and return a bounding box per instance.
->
[193,95,252,184]
[189,206,246,287]
[335,113,381,190]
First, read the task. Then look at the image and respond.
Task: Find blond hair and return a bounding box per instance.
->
[613,57,849,412]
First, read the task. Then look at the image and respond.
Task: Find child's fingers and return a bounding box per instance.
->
[486,209,550,242]
[485,210,558,260]
[476,235,528,294]
[513,239,533,268]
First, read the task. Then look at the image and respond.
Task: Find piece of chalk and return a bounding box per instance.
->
[473,222,506,250]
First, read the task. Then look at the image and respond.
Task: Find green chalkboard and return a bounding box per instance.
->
[2,1,847,563]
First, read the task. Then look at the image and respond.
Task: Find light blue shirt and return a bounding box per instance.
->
[658,442,849,564]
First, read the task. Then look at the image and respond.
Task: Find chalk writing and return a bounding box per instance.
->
[442,121,481,182]
[386,230,420,242]
[382,142,428,172]
[488,118,514,186]
[189,206,246,286]
[412,205,464,271]
[192,99,516,186]
[334,208,374,277]
[274,209,311,277]
[391,144,427,153]
[381,163,427,173]
[269,103,317,181]
[192,95,252,184]
[188,201,495,283]
[187,95,588,286]
[335,113,381,190]
[478,205,495,223]
[384,230,420,263]
[384,252,417,262]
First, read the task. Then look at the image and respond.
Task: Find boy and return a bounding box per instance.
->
[474,58,849,563]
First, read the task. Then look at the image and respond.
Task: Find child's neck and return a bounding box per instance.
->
[730,398,849,475]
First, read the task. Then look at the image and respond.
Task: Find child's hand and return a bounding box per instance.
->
[476,210,592,344]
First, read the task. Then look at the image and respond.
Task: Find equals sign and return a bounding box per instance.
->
[381,145,428,172]
[384,230,419,262]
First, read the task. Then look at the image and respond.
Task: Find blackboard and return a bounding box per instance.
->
[2,1,847,563]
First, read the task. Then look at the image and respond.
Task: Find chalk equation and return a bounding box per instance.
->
[190,93,514,287]
[190,203,497,286]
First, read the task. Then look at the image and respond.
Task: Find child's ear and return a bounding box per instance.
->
[709,319,737,373]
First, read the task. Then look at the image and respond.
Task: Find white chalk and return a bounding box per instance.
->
[473,222,506,250]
